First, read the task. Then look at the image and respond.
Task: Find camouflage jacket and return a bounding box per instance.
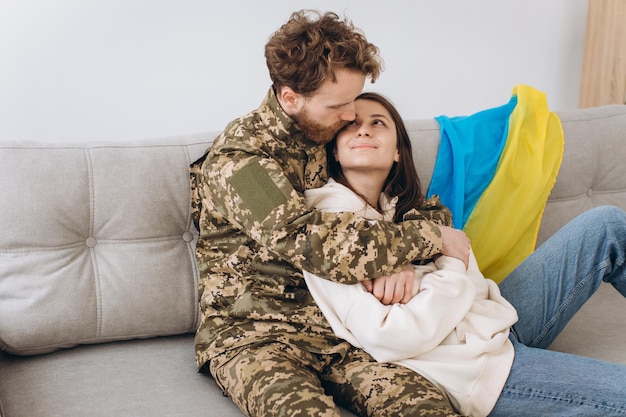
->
[191,87,448,369]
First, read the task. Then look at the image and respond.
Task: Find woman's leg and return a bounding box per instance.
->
[489,340,626,416]
[499,205,626,348]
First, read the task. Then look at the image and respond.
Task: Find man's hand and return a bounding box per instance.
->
[362,264,415,305]
[439,225,471,269]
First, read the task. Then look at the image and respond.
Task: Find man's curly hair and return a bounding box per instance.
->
[265,10,383,96]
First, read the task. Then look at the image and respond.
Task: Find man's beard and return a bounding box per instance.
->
[293,108,348,144]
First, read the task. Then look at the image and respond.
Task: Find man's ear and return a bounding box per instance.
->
[277,86,303,114]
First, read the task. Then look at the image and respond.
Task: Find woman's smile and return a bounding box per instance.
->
[350,142,378,150]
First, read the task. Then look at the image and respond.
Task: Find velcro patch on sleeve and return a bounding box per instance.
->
[229,161,287,223]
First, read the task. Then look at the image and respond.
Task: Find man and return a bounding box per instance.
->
[191,10,464,417]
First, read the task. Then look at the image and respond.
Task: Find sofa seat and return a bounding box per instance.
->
[0,335,355,417]
[0,335,234,417]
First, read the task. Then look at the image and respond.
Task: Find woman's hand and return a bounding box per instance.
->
[362,264,415,305]
[439,225,471,269]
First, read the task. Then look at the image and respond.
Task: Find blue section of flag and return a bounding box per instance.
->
[427,95,518,229]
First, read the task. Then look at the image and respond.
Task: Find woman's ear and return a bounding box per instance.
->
[394,149,400,163]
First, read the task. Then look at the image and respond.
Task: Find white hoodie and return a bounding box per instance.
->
[303,180,518,417]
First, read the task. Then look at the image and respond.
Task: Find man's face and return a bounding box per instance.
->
[292,69,366,144]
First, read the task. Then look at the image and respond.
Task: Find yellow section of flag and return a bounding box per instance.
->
[464,85,564,283]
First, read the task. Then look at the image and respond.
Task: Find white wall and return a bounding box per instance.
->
[0,0,588,143]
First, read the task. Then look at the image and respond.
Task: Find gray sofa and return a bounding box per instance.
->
[1,104,625,417]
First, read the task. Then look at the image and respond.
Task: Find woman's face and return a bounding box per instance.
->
[334,99,399,176]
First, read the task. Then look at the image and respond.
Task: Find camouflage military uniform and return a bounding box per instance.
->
[191,87,460,417]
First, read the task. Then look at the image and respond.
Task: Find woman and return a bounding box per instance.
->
[303,92,626,417]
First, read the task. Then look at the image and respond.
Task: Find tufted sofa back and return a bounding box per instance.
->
[1,104,626,356]
[0,136,212,355]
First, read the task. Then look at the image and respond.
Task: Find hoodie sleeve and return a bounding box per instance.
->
[304,264,476,362]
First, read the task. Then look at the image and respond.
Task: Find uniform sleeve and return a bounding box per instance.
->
[403,195,453,227]
[203,150,444,284]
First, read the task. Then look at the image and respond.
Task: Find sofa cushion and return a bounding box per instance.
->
[0,135,213,355]
[537,105,626,245]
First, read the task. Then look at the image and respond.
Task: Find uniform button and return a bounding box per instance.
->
[182,231,194,242]
[86,237,97,248]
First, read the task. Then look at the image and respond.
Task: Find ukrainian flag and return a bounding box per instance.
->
[428,85,564,283]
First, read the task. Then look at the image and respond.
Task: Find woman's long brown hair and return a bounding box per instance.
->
[326,92,425,222]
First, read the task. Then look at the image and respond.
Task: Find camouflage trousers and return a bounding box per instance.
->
[208,341,461,417]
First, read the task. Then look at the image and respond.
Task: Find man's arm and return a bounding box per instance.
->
[203,152,444,285]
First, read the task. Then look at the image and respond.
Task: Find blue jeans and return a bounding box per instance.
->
[490,206,626,416]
